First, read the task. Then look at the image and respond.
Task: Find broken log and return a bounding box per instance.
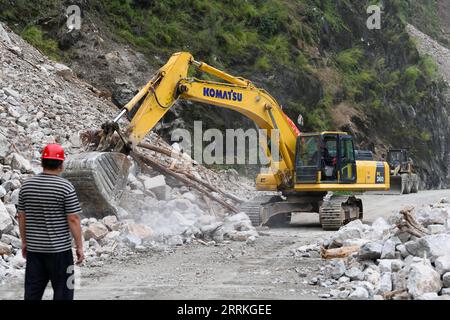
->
[320,245,360,259]
[131,151,239,214]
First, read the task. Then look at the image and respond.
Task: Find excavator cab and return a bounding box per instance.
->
[295,132,356,184]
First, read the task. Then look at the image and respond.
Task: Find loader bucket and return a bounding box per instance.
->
[62,152,131,219]
[365,175,402,195]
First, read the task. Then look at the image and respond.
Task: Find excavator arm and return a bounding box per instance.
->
[112,52,299,188]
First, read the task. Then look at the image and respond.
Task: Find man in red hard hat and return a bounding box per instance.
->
[17,144,84,300]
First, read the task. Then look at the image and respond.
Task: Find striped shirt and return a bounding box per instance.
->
[17,173,82,253]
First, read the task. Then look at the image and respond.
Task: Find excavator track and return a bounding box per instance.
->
[319,194,362,231]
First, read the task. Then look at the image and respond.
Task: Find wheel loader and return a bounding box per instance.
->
[386,149,419,194]
[62,52,390,230]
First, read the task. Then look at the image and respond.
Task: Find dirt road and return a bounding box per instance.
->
[1,190,448,300]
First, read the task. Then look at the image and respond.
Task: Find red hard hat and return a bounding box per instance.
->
[41,144,65,161]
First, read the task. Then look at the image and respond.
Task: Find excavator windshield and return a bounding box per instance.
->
[295,135,320,183]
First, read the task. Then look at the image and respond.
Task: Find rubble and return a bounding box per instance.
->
[0,23,261,285]
[296,199,450,300]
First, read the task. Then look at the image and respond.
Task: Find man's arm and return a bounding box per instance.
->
[17,211,26,259]
[67,214,84,264]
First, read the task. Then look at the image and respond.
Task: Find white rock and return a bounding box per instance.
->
[9,251,26,268]
[364,267,381,285]
[427,224,446,234]
[392,269,408,291]
[10,189,20,205]
[0,132,10,159]
[348,287,369,300]
[371,217,391,233]
[330,259,346,279]
[0,241,11,255]
[381,239,396,259]
[83,222,109,241]
[345,267,365,281]
[3,88,20,100]
[142,175,171,200]
[182,192,197,203]
[414,234,450,262]
[1,234,21,249]
[105,231,121,241]
[418,292,439,300]
[377,272,392,294]
[0,23,13,46]
[329,220,365,248]
[442,288,450,295]
[0,186,6,198]
[406,258,442,299]
[102,215,119,231]
[125,223,153,241]
[0,201,13,234]
[9,153,31,173]
[443,272,450,288]
[416,207,448,226]
[358,241,383,260]
[167,235,183,246]
[435,255,450,275]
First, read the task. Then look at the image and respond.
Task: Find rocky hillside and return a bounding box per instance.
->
[1,0,449,188]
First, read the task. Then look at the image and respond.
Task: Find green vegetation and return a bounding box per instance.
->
[21,25,60,60]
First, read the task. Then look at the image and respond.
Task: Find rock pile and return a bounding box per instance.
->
[0,23,259,284]
[299,199,450,300]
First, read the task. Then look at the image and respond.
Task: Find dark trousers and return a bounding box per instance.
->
[25,250,75,300]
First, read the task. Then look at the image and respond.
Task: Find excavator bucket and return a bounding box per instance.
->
[62,152,131,219]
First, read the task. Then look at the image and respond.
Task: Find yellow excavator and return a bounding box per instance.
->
[63,52,390,230]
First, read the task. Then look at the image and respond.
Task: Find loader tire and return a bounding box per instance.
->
[401,174,411,194]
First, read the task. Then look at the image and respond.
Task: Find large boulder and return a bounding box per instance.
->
[142,175,172,200]
[406,258,442,299]
[0,234,21,249]
[414,234,450,262]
